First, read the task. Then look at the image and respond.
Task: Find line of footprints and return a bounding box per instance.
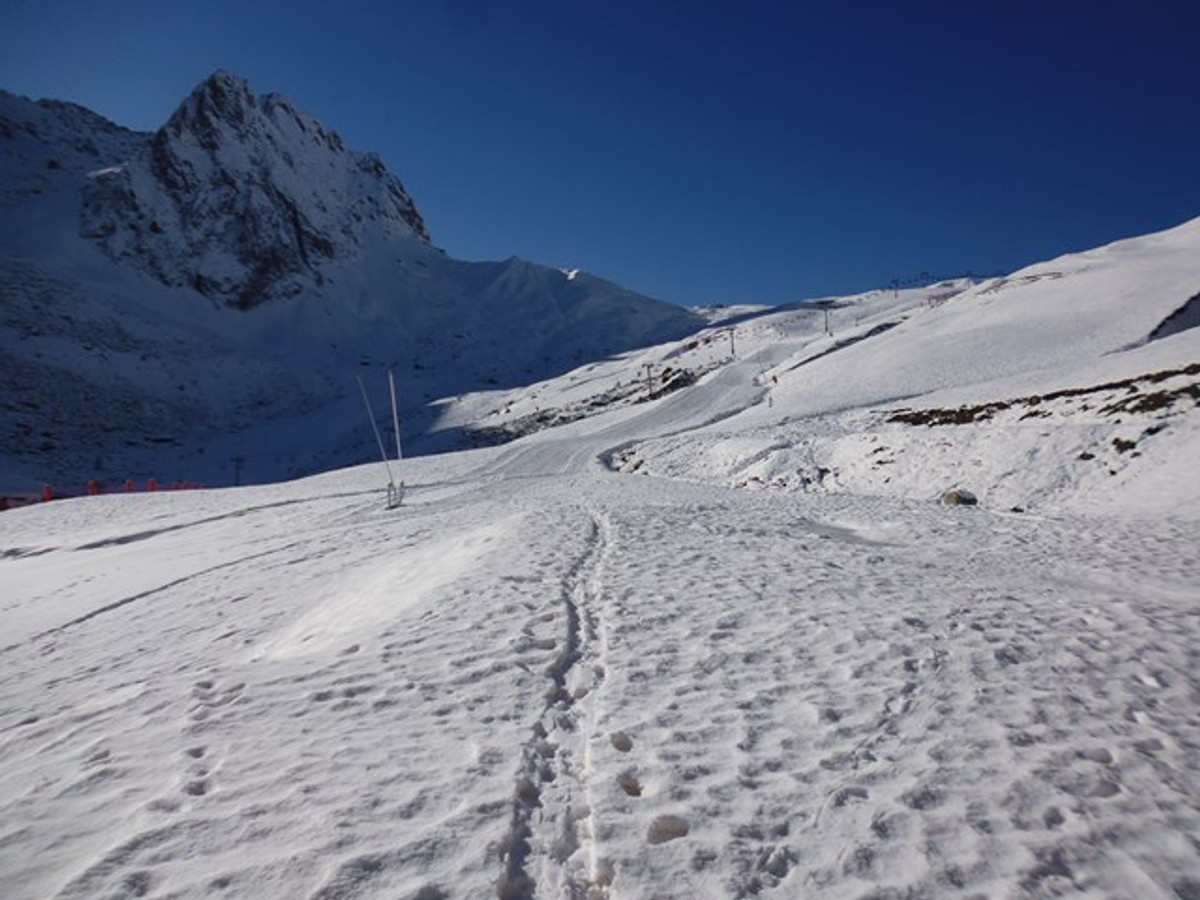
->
[608,729,691,847]
[178,679,244,800]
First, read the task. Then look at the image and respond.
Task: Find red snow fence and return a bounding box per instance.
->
[1,480,205,511]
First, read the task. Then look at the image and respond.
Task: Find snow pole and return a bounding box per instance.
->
[388,368,403,464]
[387,368,404,507]
[356,374,398,507]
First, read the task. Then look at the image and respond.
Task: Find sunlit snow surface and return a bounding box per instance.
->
[3,220,1200,898]
[4,415,1199,898]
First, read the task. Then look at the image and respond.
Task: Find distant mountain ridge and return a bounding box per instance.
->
[0,73,702,489]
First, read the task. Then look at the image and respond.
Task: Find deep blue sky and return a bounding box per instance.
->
[3,1,1198,306]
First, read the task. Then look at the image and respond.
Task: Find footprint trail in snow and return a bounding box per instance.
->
[1,442,1198,899]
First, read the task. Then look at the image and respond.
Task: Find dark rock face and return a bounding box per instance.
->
[80,71,430,309]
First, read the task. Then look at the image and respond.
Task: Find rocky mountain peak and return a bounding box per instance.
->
[160,70,257,149]
[81,71,430,309]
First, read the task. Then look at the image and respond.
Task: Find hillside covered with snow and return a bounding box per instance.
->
[437,215,1200,518]
[2,209,1199,898]
[0,72,702,491]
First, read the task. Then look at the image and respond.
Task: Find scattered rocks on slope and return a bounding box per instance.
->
[888,362,1200,427]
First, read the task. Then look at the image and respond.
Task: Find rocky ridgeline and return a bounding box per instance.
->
[80,71,429,308]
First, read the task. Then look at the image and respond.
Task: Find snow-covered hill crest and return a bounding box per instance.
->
[80,71,429,308]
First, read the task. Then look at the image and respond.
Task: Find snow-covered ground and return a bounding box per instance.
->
[2,219,1199,899]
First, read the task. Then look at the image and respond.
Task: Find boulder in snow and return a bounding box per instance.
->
[941,488,978,506]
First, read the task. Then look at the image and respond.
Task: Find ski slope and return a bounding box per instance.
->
[2,219,1199,899]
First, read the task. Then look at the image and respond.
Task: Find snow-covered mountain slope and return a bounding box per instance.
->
[439,216,1198,517]
[2,269,1198,898]
[0,74,702,491]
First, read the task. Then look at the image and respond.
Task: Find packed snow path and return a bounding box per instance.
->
[3,365,1199,898]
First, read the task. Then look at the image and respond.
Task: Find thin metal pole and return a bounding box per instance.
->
[357,375,395,486]
[388,369,404,508]
[388,369,403,464]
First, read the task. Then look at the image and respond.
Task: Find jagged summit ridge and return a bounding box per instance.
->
[81,71,430,308]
